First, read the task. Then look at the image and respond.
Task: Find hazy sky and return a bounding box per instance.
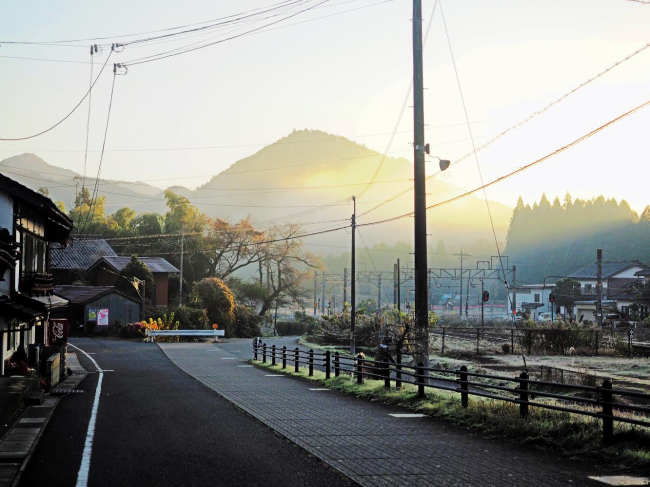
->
[1,0,649,216]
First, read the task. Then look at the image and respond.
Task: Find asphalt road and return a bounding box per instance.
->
[19,338,353,487]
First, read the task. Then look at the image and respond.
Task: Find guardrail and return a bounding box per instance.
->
[252,342,650,443]
[147,329,225,342]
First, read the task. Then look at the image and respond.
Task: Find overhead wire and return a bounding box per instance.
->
[122,0,331,66]
[78,68,119,236]
[357,98,650,228]
[357,39,650,219]
[439,1,511,306]
[0,51,113,141]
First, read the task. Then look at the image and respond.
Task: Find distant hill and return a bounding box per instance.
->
[0,153,167,214]
[0,130,513,249]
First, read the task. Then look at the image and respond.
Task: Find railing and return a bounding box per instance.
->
[252,342,650,443]
[431,326,650,356]
[20,272,55,295]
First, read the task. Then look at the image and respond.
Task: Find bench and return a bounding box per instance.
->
[146,329,225,342]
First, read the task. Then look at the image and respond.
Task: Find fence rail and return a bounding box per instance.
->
[252,342,650,443]
[430,326,650,356]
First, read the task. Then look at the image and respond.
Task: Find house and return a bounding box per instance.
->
[605,267,650,320]
[507,284,556,319]
[87,256,179,307]
[0,174,73,376]
[53,286,141,329]
[51,237,117,285]
[568,261,648,296]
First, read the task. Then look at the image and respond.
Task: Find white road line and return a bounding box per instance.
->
[68,343,103,487]
[388,413,425,418]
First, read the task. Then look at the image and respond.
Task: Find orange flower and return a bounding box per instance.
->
[212,324,218,329]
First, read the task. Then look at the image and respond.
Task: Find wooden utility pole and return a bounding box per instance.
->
[343,267,347,311]
[596,248,603,327]
[511,264,517,322]
[412,0,429,367]
[179,224,184,307]
[350,196,357,354]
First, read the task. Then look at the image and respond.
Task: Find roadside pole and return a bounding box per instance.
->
[350,196,356,354]
[596,248,603,327]
[179,224,184,307]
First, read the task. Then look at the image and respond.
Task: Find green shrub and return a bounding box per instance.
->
[147,306,209,330]
[275,321,317,336]
[231,305,263,338]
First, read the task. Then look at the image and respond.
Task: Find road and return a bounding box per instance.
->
[19,338,352,487]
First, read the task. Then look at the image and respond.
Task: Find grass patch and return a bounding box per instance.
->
[253,359,650,473]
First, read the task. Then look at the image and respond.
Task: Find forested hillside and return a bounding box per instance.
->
[505,194,650,283]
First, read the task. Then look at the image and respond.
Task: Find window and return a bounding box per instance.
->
[534,294,540,303]
[584,284,593,293]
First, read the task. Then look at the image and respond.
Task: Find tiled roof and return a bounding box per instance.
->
[568,261,646,279]
[93,256,179,274]
[54,285,138,304]
[51,239,117,270]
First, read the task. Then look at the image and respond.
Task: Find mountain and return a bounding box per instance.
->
[0,130,513,250]
[0,153,167,214]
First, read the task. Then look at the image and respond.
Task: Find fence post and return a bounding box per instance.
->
[458,365,468,408]
[416,362,425,398]
[527,331,532,355]
[282,346,287,369]
[396,354,402,389]
[262,343,267,364]
[254,341,258,361]
[442,327,446,354]
[309,349,314,377]
[384,360,390,389]
[511,328,514,354]
[294,347,299,373]
[356,354,363,384]
[476,328,480,355]
[325,350,331,380]
[334,352,340,377]
[628,329,633,357]
[601,379,613,443]
[519,372,529,418]
[271,344,276,366]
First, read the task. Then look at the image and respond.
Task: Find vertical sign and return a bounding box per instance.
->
[97,309,109,326]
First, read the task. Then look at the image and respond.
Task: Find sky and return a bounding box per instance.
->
[1,0,649,217]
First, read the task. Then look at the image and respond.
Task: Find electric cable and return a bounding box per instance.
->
[0,51,113,141]
[78,70,118,236]
[358,39,650,219]
[440,1,511,309]
[357,98,650,229]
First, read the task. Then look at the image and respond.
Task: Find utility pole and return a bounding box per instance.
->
[377,274,382,316]
[428,269,432,314]
[393,263,398,309]
[596,248,603,327]
[412,0,430,367]
[321,271,326,315]
[397,258,401,313]
[313,272,318,316]
[455,249,469,317]
[466,276,471,317]
[481,279,485,327]
[343,267,348,311]
[350,196,357,354]
[179,224,184,307]
[511,264,517,322]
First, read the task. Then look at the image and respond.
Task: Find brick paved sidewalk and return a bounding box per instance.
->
[159,341,605,487]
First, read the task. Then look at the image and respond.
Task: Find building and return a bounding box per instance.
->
[568,261,648,296]
[51,237,117,285]
[87,256,179,307]
[507,283,556,319]
[0,174,73,376]
[54,286,141,329]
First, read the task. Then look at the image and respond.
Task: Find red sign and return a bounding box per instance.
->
[48,319,68,345]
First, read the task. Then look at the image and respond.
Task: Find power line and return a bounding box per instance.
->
[439,1,511,311]
[122,0,330,66]
[357,39,650,219]
[0,51,113,141]
[358,98,650,229]
[78,70,119,236]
